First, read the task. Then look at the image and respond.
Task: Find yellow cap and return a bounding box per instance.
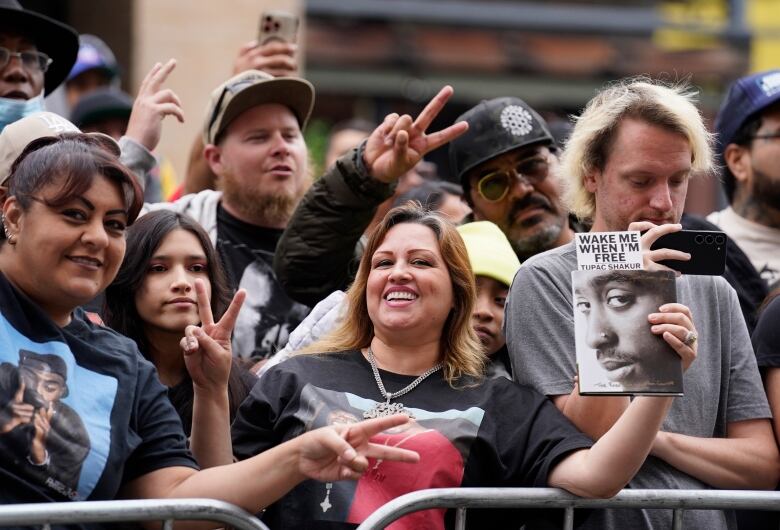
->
[457,221,521,287]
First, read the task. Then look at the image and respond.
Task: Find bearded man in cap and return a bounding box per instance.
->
[708,69,780,289]
[448,97,581,260]
[138,70,317,361]
[0,0,78,131]
[273,93,575,307]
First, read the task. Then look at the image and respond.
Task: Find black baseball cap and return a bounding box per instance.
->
[449,97,554,193]
[70,88,133,129]
[715,69,780,159]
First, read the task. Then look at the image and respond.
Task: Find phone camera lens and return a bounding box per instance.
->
[705,235,714,245]
[715,235,726,245]
[695,235,704,244]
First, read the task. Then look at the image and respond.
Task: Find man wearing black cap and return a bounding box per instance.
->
[449,97,579,260]
[0,350,90,498]
[273,92,573,307]
[707,69,780,289]
[0,0,79,131]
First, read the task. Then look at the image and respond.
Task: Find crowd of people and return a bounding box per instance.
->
[1,2,780,529]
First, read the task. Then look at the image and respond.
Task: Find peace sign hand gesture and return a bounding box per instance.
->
[181,279,247,392]
[297,414,420,482]
[363,86,468,184]
[125,59,185,152]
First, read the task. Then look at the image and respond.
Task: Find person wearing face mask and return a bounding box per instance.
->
[0,0,79,132]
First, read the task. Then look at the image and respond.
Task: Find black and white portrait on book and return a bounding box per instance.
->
[571,269,683,395]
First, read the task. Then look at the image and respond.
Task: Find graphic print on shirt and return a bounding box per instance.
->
[231,259,310,360]
[292,383,484,530]
[0,314,117,500]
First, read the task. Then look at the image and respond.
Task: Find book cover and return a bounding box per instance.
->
[571,269,683,395]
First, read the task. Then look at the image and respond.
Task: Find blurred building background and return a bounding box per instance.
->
[25,0,780,215]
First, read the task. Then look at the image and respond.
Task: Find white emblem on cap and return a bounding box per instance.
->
[500,105,534,137]
[759,72,780,97]
[37,114,79,134]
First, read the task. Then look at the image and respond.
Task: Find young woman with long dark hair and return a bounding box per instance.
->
[104,210,255,467]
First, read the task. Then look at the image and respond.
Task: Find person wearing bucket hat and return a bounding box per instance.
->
[707,69,780,289]
[141,69,317,361]
[449,97,579,261]
[0,0,79,131]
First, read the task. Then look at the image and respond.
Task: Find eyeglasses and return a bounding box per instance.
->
[476,155,550,202]
[0,47,52,73]
[206,74,267,141]
[750,132,780,141]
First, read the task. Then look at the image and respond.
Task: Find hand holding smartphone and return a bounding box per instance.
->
[258,11,299,45]
[649,229,728,275]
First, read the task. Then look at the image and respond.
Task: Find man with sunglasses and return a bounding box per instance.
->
[0,0,79,131]
[273,94,576,308]
[707,69,780,289]
[449,97,583,261]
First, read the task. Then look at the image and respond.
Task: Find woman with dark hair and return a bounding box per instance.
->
[0,132,418,516]
[232,202,697,530]
[104,210,255,468]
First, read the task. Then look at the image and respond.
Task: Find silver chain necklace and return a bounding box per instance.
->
[362,347,443,420]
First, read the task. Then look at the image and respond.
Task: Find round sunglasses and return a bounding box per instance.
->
[476,155,551,202]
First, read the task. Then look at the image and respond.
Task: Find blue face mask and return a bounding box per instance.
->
[0,93,45,131]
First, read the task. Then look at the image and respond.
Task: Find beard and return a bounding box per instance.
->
[509,222,565,260]
[221,170,308,226]
[753,167,780,212]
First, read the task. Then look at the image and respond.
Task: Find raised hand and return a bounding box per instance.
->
[233,40,298,77]
[181,279,246,391]
[363,86,469,184]
[125,59,185,152]
[0,381,34,433]
[296,414,420,482]
[628,221,690,273]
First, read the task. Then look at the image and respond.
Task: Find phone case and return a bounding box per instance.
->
[258,11,299,44]
[650,230,728,276]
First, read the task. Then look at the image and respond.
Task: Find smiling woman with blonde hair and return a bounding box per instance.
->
[232,202,696,530]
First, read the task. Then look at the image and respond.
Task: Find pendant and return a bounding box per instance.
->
[320,482,332,513]
[363,400,415,420]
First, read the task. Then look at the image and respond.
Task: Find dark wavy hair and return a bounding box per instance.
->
[103,210,252,433]
[1,133,143,244]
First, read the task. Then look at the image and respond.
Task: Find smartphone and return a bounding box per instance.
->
[258,11,299,45]
[649,230,728,275]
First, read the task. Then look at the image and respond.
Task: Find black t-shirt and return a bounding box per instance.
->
[232,350,593,530]
[216,204,310,361]
[754,296,780,369]
[0,272,197,512]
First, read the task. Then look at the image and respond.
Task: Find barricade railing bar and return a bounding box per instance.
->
[355,487,780,530]
[0,498,269,530]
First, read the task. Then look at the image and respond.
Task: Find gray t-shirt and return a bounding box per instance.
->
[505,242,770,530]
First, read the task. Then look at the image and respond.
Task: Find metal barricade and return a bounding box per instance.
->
[356,487,780,530]
[0,498,269,530]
